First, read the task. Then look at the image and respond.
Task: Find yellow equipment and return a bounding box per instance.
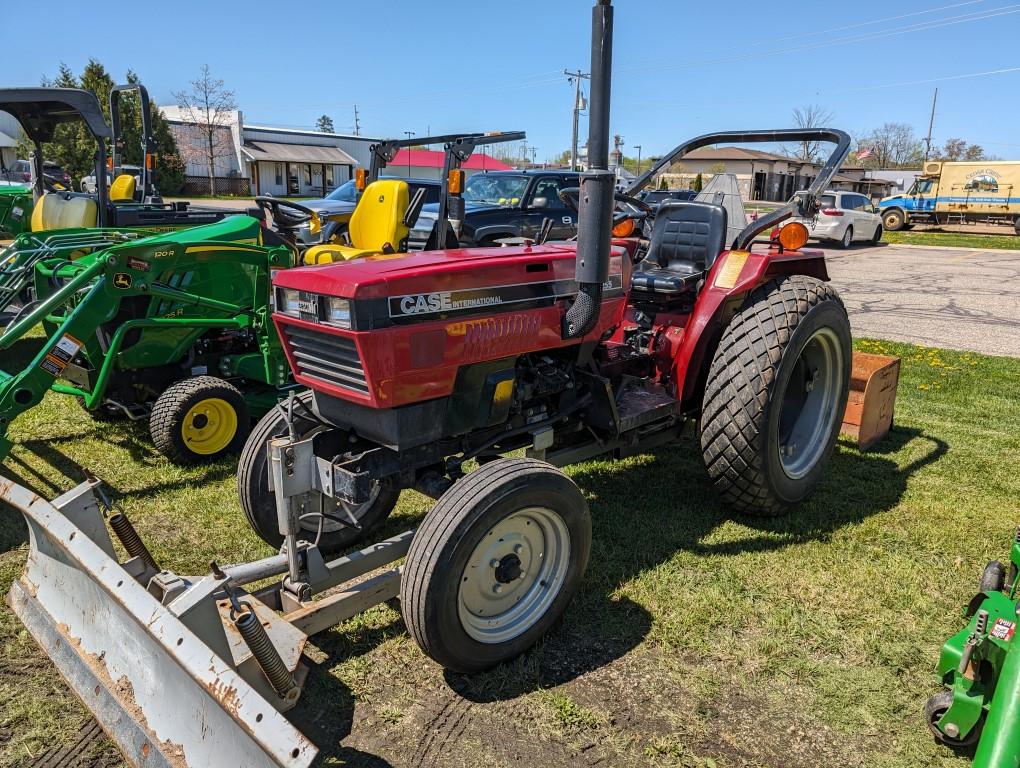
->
[303,180,426,264]
[29,193,99,232]
[108,173,137,203]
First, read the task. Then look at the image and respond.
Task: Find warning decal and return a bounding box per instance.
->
[40,333,83,377]
[992,617,1016,642]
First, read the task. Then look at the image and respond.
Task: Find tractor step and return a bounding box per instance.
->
[615,378,681,433]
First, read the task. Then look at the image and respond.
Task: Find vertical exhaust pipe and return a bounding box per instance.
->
[563,0,614,339]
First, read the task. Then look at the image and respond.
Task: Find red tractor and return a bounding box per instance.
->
[0,3,859,763]
[238,0,854,673]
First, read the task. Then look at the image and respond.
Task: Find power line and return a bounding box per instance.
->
[837,64,1020,93]
[627,4,1020,75]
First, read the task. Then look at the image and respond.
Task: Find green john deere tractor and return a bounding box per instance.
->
[0,213,296,463]
[0,85,230,322]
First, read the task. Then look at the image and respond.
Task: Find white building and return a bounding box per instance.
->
[0,111,22,171]
[162,106,378,196]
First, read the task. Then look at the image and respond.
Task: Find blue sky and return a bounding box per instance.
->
[6,0,1020,161]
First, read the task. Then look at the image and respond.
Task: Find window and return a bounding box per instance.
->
[411,182,442,204]
[530,177,571,208]
[303,165,312,186]
[463,174,530,206]
[909,178,935,195]
[326,180,358,202]
[820,194,837,210]
[274,163,283,186]
[326,166,334,187]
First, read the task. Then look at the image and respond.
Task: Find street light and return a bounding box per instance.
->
[634,144,642,177]
[404,131,415,175]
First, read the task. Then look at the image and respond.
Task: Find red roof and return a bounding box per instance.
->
[390,149,513,171]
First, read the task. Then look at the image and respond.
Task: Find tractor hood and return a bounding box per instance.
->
[274,243,588,301]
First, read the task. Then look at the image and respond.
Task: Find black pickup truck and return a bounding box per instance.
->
[409,170,581,248]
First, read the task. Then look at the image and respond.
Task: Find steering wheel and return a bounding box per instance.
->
[254,196,318,232]
[558,188,654,227]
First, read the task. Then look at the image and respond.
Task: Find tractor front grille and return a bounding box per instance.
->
[283,324,369,394]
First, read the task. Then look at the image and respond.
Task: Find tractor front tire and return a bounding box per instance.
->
[401,458,591,673]
[925,690,981,748]
[236,391,399,552]
[150,376,250,463]
[700,275,851,516]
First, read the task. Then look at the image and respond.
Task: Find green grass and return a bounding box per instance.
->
[882,230,1020,250]
[0,336,1019,765]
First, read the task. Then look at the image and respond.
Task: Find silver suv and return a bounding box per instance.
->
[790,190,883,248]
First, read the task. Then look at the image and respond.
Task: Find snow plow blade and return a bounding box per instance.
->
[2,476,317,768]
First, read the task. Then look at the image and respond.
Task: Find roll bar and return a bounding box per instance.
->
[110,84,155,201]
[434,131,526,248]
[0,88,111,215]
[625,128,852,249]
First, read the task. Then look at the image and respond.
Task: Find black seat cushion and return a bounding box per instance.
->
[632,200,727,295]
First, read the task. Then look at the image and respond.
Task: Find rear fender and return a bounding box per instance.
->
[671,248,829,409]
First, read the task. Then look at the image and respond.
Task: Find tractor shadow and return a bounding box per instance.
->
[284,423,945,759]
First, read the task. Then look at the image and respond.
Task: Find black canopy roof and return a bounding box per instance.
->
[0,88,111,143]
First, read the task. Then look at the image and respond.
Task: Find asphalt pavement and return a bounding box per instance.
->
[822,242,1020,357]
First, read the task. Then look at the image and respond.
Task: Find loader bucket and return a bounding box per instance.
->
[840,351,901,451]
[2,477,317,768]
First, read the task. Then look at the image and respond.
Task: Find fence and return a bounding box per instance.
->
[181,175,251,197]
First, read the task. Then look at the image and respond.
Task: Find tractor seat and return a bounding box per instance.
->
[109,174,137,203]
[30,192,99,232]
[631,201,727,295]
[304,179,416,264]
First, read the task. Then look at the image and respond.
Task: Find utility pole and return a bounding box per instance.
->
[923,88,938,162]
[634,144,642,176]
[564,69,590,171]
[404,131,415,175]
[353,105,361,136]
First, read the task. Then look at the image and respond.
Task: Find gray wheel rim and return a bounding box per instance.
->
[776,326,844,480]
[457,506,571,644]
[842,227,852,247]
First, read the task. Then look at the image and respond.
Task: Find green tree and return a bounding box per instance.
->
[27,60,185,194]
[316,114,335,133]
[692,172,703,192]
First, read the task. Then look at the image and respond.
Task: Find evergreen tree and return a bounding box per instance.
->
[27,60,185,194]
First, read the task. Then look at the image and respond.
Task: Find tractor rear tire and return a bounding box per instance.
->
[980,560,1006,593]
[700,275,851,516]
[401,458,590,673]
[150,376,250,463]
[236,391,399,553]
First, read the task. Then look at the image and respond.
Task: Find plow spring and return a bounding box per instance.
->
[2,474,413,767]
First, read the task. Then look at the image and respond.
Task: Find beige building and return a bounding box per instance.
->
[656,147,895,201]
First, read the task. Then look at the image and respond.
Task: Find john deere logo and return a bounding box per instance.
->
[113,273,133,289]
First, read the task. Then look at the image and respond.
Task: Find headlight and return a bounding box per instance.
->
[277,287,301,316]
[324,297,351,328]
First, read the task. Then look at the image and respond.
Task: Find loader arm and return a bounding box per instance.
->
[0,233,293,461]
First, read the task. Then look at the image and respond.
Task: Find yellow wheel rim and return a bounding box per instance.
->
[181,397,238,456]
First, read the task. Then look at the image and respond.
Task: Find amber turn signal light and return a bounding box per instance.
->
[777,222,809,251]
[447,169,465,195]
[355,168,367,191]
[611,218,636,238]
